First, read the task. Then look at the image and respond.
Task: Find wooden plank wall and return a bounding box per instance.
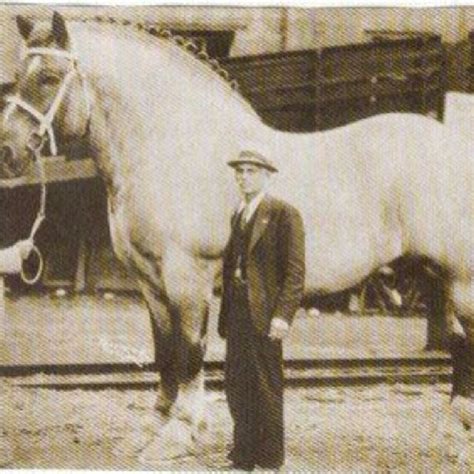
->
[223,33,446,132]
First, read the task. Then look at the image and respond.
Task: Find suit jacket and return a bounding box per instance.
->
[218,195,305,337]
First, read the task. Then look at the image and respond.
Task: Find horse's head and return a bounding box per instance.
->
[0,11,91,179]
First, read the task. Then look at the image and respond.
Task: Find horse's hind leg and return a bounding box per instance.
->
[447,278,474,464]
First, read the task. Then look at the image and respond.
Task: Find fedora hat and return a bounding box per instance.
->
[227,149,278,173]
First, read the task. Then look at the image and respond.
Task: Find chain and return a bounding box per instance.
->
[153,28,239,91]
[76,16,240,92]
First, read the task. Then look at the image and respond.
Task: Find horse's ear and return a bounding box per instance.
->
[16,16,34,41]
[52,11,69,49]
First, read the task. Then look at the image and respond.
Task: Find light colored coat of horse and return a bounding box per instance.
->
[0,13,473,463]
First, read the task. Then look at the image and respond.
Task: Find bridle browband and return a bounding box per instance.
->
[2,46,92,284]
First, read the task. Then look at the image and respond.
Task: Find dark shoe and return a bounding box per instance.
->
[227,445,258,470]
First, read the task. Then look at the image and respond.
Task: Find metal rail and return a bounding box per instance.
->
[0,354,452,391]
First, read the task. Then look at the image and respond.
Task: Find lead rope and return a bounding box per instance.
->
[20,135,47,285]
[5,47,91,285]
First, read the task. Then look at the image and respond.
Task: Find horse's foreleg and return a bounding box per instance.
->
[139,245,212,465]
[112,277,177,459]
[140,282,178,418]
[173,298,209,436]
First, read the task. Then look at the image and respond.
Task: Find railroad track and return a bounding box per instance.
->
[0,354,452,391]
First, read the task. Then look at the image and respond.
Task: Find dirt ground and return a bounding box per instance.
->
[2,382,474,470]
[2,294,460,470]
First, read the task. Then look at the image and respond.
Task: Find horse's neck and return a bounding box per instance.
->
[73,24,261,197]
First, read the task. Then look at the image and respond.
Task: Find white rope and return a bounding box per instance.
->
[25,47,78,61]
[20,246,43,286]
[5,46,91,285]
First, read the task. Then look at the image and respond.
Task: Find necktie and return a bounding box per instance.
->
[240,204,250,229]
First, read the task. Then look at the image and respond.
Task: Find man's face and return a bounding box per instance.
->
[234,163,268,197]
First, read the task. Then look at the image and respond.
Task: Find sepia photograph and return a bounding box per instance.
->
[0,2,473,469]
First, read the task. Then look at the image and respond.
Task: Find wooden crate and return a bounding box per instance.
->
[223,33,445,131]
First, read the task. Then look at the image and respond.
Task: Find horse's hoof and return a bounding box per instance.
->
[0,436,14,467]
[138,420,194,464]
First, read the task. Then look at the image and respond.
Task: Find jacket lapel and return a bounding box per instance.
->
[248,195,272,254]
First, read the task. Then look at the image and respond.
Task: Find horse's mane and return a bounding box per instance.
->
[67,17,256,117]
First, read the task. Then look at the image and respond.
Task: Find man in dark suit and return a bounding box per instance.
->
[218,149,305,470]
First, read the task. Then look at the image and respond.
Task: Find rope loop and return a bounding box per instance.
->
[20,245,43,286]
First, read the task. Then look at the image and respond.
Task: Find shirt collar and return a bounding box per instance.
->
[238,191,266,219]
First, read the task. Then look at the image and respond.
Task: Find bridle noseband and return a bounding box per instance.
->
[2,46,92,284]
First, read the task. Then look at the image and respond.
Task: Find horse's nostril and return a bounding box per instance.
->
[0,145,15,164]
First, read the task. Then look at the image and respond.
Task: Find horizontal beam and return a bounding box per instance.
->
[0,156,98,189]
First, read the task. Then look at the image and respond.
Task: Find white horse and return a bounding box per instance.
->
[0,12,473,463]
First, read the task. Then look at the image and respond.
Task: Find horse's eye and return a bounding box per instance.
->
[39,75,60,87]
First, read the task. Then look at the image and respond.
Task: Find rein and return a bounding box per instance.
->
[3,47,92,285]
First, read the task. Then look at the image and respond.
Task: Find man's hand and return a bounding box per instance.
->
[269,317,290,341]
[15,240,34,260]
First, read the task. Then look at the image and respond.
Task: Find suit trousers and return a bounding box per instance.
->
[225,280,284,468]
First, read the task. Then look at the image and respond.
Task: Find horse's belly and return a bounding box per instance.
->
[304,221,402,294]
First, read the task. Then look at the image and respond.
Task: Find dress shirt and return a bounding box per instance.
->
[237,191,266,225]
